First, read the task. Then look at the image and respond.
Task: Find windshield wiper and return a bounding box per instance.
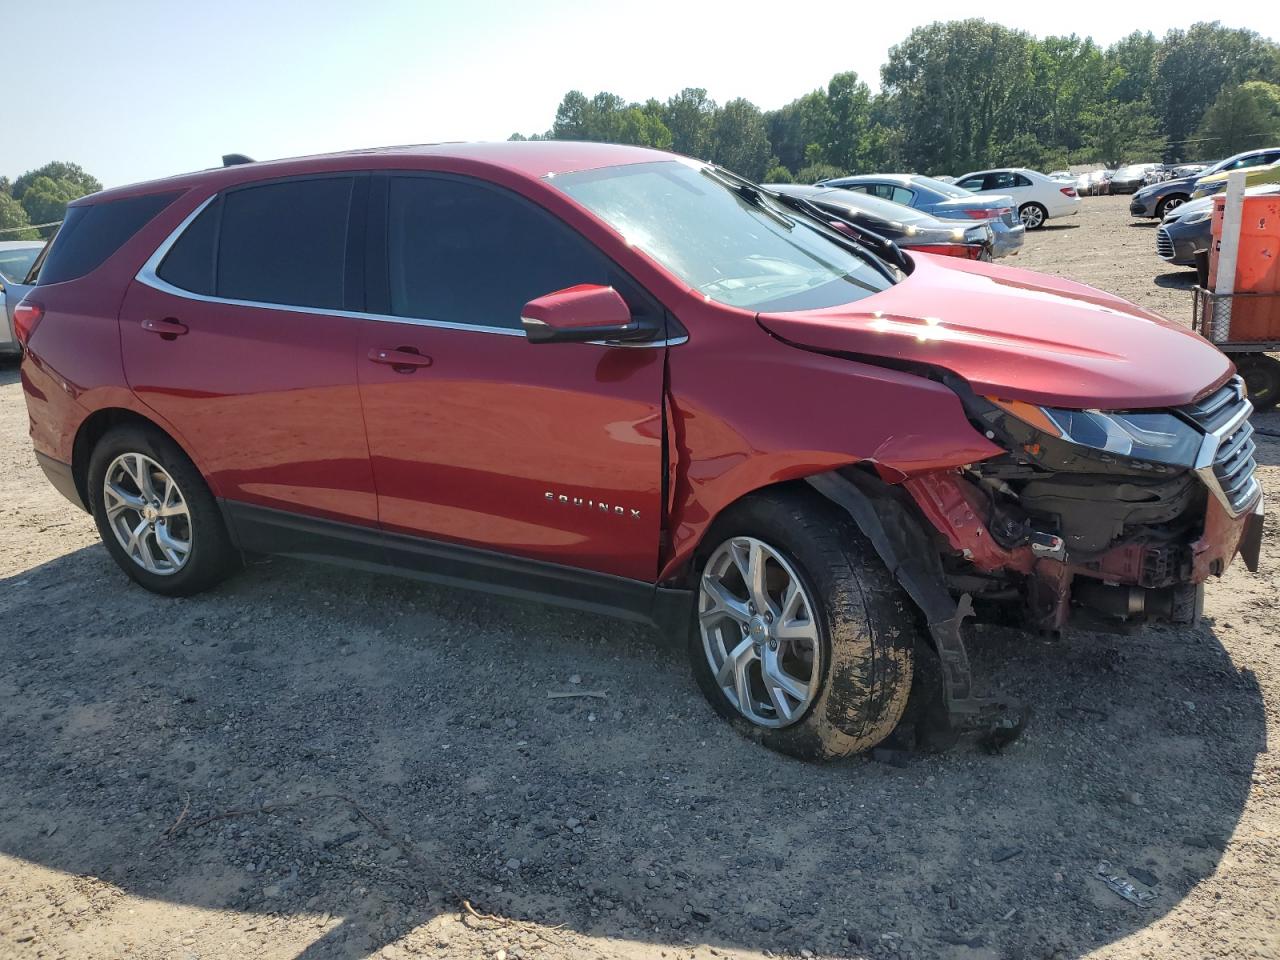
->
[703,165,906,279]
[699,166,795,229]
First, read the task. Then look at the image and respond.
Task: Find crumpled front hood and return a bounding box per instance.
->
[756,254,1232,409]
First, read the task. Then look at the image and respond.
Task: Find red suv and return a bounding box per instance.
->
[17,142,1264,760]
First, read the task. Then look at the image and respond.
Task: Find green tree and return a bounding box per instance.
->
[763,164,794,184]
[1080,100,1168,167]
[662,87,717,158]
[1105,31,1158,103]
[19,176,83,226]
[12,161,101,201]
[765,90,830,174]
[795,162,845,184]
[880,20,1037,174]
[1196,81,1280,156]
[0,192,38,241]
[1151,23,1280,151]
[823,72,872,171]
[708,98,773,180]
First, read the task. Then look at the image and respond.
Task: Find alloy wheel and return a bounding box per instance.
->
[1164,197,1185,213]
[698,537,821,728]
[1019,205,1045,228]
[103,452,193,575]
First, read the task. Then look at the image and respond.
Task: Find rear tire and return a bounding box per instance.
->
[1019,203,1047,230]
[1238,354,1280,411]
[88,425,239,596]
[688,489,916,761]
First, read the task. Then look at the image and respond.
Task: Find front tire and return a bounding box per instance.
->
[1019,202,1047,230]
[689,489,916,761]
[88,425,239,596]
[1155,195,1187,219]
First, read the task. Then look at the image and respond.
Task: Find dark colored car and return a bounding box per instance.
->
[1131,148,1280,218]
[816,173,1023,229]
[1157,183,1280,267]
[1108,164,1162,194]
[17,142,1263,762]
[765,183,1012,259]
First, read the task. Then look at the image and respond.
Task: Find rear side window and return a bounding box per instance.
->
[37,191,180,285]
[387,176,615,330]
[158,177,354,310]
[217,178,353,309]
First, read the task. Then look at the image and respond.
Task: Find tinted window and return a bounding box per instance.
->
[388,176,616,329]
[156,200,218,295]
[216,177,353,309]
[985,172,1018,190]
[0,245,42,284]
[1014,174,1034,187]
[37,191,180,285]
[957,177,985,192]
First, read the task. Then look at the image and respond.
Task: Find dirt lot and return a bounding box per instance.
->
[1,194,1277,960]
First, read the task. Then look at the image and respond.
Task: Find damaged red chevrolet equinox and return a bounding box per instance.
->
[18,143,1264,759]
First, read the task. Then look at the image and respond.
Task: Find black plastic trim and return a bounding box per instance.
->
[222,500,693,632]
[35,452,86,512]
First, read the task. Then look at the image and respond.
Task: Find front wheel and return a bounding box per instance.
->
[88,425,240,596]
[1155,195,1187,219]
[1019,203,1047,229]
[689,489,916,761]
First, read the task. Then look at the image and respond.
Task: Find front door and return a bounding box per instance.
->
[120,175,378,526]
[356,173,667,582]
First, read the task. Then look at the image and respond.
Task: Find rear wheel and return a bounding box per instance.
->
[88,425,240,596]
[689,489,916,761]
[1238,354,1280,411]
[1019,203,1047,229]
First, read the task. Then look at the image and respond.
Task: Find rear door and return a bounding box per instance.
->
[356,172,667,582]
[120,174,378,525]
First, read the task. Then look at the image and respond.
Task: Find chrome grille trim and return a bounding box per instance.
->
[1182,376,1261,517]
[1156,227,1174,260]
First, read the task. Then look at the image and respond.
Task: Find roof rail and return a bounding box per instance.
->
[222,153,255,167]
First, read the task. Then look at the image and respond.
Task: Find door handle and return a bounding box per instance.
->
[141,317,188,339]
[368,347,433,371]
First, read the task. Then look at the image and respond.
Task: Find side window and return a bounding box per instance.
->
[37,191,180,286]
[1013,174,1034,187]
[957,177,985,192]
[889,186,915,205]
[842,184,869,194]
[986,172,1017,190]
[215,177,353,310]
[387,176,620,330]
[157,200,219,295]
[1235,155,1267,170]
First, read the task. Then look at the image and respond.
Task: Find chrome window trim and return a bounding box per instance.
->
[134,194,683,348]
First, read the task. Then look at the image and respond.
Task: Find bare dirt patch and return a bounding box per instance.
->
[1,195,1277,960]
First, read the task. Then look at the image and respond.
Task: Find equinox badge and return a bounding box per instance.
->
[546,491,640,519]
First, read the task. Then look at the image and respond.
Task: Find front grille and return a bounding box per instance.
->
[1180,377,1260,516]
[1156,227,1174,260]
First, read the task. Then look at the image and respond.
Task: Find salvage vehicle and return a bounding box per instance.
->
[765,183,1024,259]
[815,173,1022,231]
[16,142,1264,761]
[1191,159,1280,200]
[1109,163,1163,194]
[951,167,1081,229]
[1157,183,1280,268]
[1131,151,1278,219]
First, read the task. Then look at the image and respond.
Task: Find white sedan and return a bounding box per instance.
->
[953,167,1082,229]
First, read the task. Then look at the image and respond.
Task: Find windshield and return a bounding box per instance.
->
[911,176,975,199]
[550,160,895,311]
[0,245,42,284]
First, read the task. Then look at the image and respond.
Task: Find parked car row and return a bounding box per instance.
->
[1131,147,1280,220]
[13,141,1262,760]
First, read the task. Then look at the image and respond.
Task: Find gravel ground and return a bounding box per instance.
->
[1,195,1277,960]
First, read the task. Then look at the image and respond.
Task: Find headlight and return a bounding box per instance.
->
[1180,209,1212,225]
[989,399,1202,468]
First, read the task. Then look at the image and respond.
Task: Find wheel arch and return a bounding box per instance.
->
[72,407,213,510]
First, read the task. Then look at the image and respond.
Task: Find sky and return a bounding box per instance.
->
[3,0,1272,188]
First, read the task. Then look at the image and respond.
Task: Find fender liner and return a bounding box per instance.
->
[805,469,1022,739]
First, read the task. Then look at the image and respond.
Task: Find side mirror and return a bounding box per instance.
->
[521,284,655,345]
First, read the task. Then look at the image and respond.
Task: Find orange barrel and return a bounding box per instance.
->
[1208,193,1280,341]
